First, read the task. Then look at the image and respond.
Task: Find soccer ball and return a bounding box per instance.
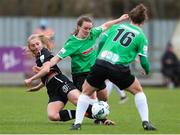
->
[91,101,110,119]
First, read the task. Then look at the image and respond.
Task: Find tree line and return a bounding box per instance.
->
[0,0,179,19]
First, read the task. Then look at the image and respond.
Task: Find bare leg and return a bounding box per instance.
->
[47,101,64,121]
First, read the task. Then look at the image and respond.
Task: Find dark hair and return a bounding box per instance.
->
[166,42,173,50]
[129,3,148,24]
[72,15,93,35]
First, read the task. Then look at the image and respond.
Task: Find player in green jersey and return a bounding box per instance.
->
[71,4,157,130]
[24,14,129,125]
[98,35,128,104]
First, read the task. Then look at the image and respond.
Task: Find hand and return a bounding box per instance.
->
[139,69,146,75]
[135,56,140,63]
[26,86,40,92]
[24,78,32,87]
[119,14,129,21]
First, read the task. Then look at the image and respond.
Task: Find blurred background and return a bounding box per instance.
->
[0,0,180,87]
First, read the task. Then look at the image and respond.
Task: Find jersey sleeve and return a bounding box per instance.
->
[57,39,80,59]
[97,33,108,55]
[40,48,53,63]
[101,24,116,37]
[139,55,150,75]
[91,27,103,38]
[138,35,149,57]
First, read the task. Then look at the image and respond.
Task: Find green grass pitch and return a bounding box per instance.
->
[0,86,180,134]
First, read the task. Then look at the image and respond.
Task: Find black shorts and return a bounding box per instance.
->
[46,74,76,104]
[72,72,89,92]
[86,59,135,90]
[72,71,106,91]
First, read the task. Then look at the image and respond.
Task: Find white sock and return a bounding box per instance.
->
[114,85,126,98]
[105,80,113,96]
[89,98,98,105]
[134,92,149,122]
[74,94,91,124]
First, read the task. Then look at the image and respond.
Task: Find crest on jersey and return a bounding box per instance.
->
[143,46,148,56]
[40,55,45,63]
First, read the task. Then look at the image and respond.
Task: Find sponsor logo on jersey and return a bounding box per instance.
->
[100,50,119,63]
[62,84,69,93]
[82,47,93,55]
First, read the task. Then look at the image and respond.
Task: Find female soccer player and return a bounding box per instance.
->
[71,4,157,130]
[24,34,95,122]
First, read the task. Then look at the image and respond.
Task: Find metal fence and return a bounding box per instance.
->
[0,17,178,85]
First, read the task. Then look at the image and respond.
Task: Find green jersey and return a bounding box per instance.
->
[97,23,148,66]
[57,27,102,74]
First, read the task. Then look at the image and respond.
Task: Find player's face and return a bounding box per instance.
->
[29,38,43,56]
[78,21,93,38]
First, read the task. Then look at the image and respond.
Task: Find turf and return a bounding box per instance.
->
[0,86,180,134]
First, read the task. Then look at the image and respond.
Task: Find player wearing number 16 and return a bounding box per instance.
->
[71,3,157,130]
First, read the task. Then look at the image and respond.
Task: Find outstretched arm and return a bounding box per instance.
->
[100,14,129,31]
[24,55,61,87]
[26,82,44,92]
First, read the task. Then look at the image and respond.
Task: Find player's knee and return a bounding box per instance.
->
[129,87,143,95]
[48,112,59,121]
[82,81,97,96]
[71,96,79,105]
[98,95,108,101]
[97,90,108,101]
[82,87,96,96]
[127,79,143,94]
